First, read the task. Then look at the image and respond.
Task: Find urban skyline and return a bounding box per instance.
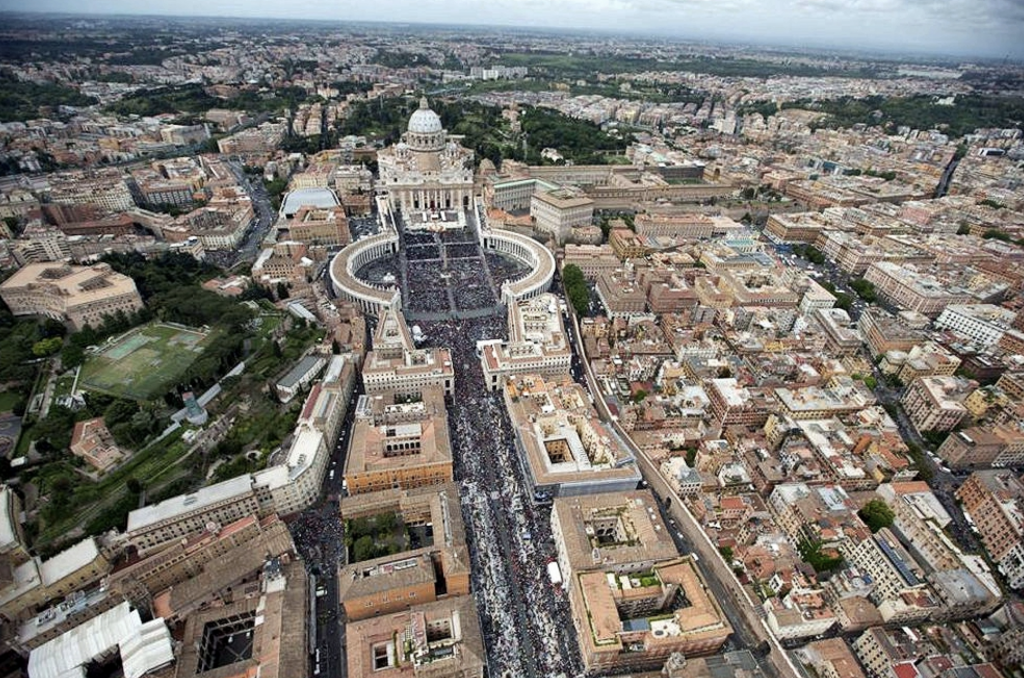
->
[3,0,1024,59]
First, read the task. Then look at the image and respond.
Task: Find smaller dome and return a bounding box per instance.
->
[408,97,443,135]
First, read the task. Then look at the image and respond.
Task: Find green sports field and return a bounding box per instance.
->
[79,323,216,400]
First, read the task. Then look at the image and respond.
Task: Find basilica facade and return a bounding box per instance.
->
[377,97,475,216]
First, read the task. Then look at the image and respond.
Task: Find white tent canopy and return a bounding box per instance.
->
[28,602,173,678]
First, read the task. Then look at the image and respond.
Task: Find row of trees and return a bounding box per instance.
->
[786,94,1024,138]
[562,264,591,317]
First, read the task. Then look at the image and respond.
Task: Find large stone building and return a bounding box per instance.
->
[551,490,731,672]
[362,308,455,397]
[345,597,485,678]
[530,187,594,245]
[343,386,453,496]
[503,374,641,497]
[378,98,475,215]
[0,262,144,331]
[338,484,469,620]
[478,293,572,391]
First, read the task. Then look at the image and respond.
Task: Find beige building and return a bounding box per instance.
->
[0,262,144,331]
[800,638,866,678]
[47,169,135,213]
[900,376,974,433]
[338,484,469,620]
[956,471,1024,589]
[863,262,973,317]
[562,244,620,279]
[106,513,293,610]
[0,486,29,567]
[69,418,124,472]
[596,268,649,319]
[285,204,351,247]
[125,475,261,556]
[551,490,730,672]
[938,424,1024,469]
[531,188,594,245]
[173,559,308,678]
[343,386,453,496]
[345,596,485,678]
[504,374,640,497]
[0,538,111,622]
[362,308,455,397]
[478,293,572,390]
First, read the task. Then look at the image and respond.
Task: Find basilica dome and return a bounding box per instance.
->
[408,97,443,135]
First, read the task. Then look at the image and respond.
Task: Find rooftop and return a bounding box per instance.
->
[126,474,253,533]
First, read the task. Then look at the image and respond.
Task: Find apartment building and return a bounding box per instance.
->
[864,262,975,317]
[853,626,933,678]
[900,376,974,433]
[47,169,135,213]
[935,304,1019,349]
[0,262,144,331]
[707,378,775,428]
[890,342,961,385]
[596,269,648,319]
[938,425,1024,469]
[774,379,875,421]
[801,638,866,678]
[858,308,929,358]
[956,471,1024,589]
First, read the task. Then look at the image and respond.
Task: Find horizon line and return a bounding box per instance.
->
[0,9,1020,63]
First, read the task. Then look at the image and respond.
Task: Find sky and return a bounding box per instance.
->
[2,0,1023,59]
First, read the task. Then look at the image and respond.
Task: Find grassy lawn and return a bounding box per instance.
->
[37,427,188,543]
[0,390,21,412]
[79,323,218,400]
[52,374,76,401]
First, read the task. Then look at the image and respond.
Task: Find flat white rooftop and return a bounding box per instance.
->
[126,474,254,533]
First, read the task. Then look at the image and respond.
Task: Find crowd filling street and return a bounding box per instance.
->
[421,312,584,678]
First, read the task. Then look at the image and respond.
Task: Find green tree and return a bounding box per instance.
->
[353,535,377,562]
[31,336,62,357]
[858,498,895,533]
[631,389,648,404]
[798,539,844,573]
[562,264,590,317]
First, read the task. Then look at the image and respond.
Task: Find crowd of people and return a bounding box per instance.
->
[392,221,531,315]
[422,314,583,678]
[354,215,583,676]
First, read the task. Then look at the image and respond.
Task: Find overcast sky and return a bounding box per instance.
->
[3,0,1023,59]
